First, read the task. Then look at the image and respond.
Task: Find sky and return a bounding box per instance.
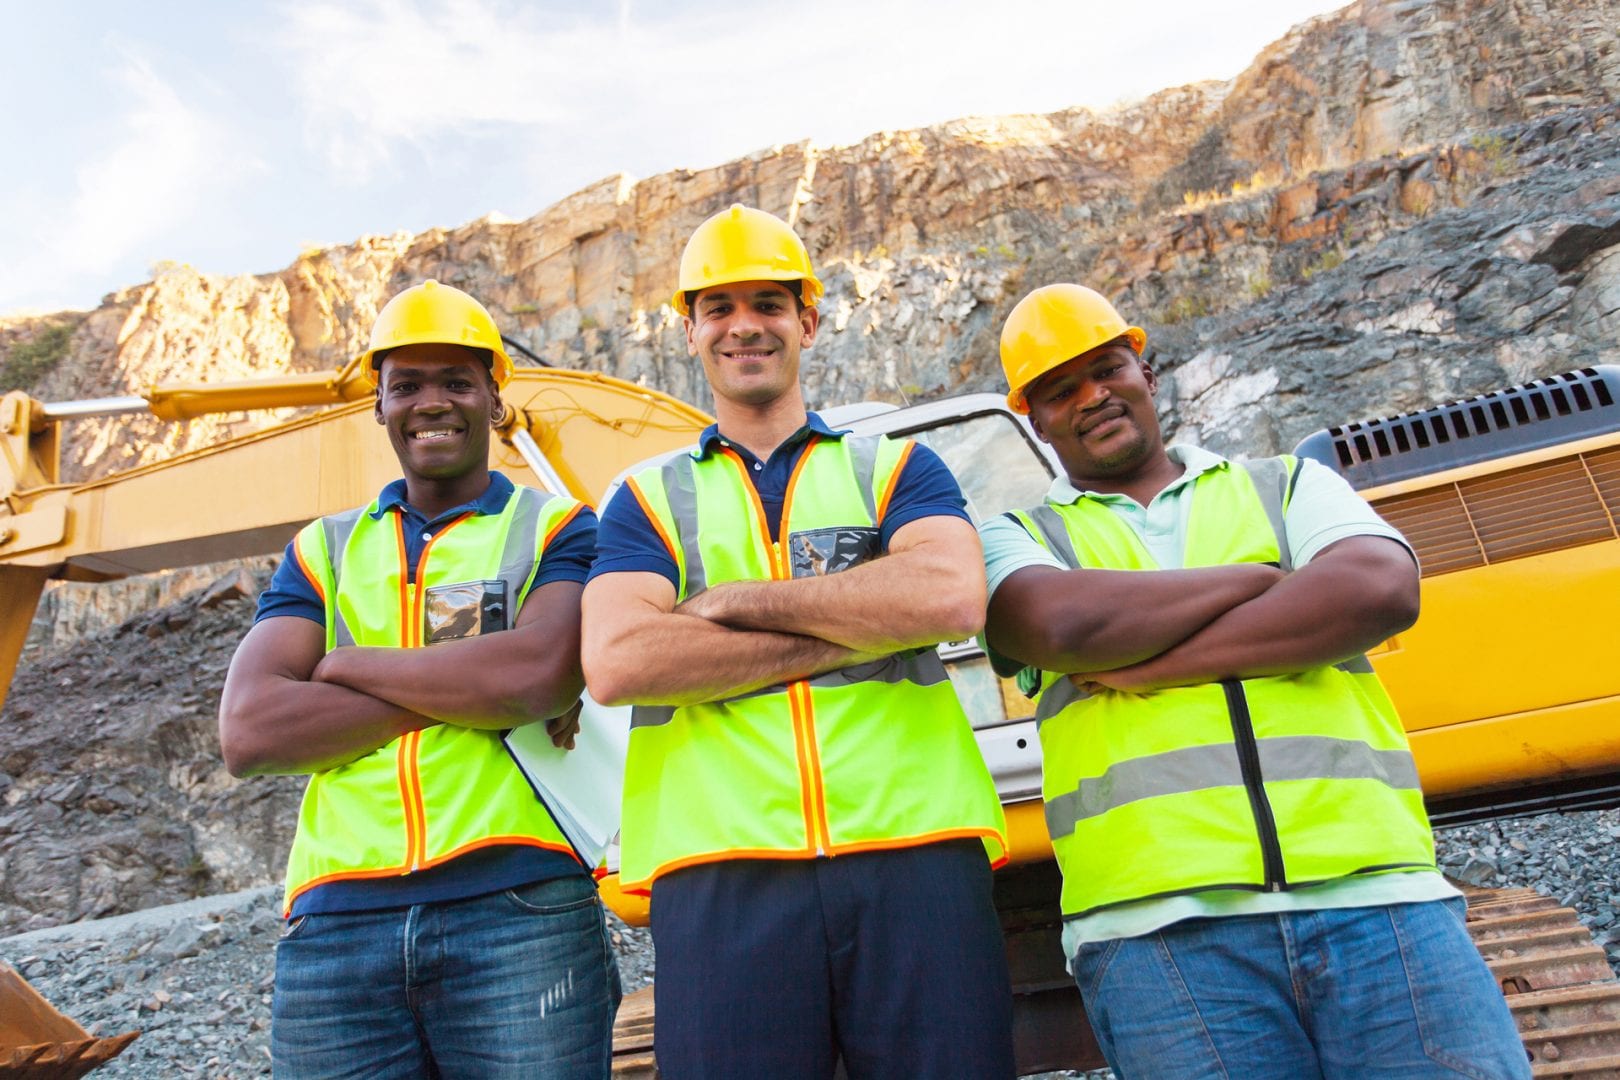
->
[0,0,1345,317]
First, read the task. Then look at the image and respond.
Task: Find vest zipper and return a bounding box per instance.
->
[395,511,473,873]
[722,444,832,855]
[1221,678,1287,891]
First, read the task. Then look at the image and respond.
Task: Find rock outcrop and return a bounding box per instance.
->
[2,0,1617,484]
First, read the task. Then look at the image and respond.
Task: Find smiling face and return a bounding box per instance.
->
[374,342,501,510]
[684,280,818,409]
[1024,338,1167,487]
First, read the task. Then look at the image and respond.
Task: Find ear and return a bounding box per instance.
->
[684,316,699,357]
[1139,358,1159,396]
[1027,409,1050,445]
[799,305,819,348]
[373,390,384,424]
[490,397,506,427]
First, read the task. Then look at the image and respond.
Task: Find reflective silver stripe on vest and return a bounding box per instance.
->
[1026,505,1081,568]
[661,457,707,596]
[1034,672,1091,726]
[322,507,368,648]
[846,435,882,523]
[1240,456,1297,574]
[1238,458,1373,676]
[1044,735,1421,839]
[629,649,950,729]
[494,487,555,628]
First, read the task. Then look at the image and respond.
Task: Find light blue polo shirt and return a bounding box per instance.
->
[978,445,1457,955]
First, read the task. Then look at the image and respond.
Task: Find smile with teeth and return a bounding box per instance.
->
[412,428,461,441]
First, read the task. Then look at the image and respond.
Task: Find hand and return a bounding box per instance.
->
[1070,663,1176,695]
[675,584,736,623]
[546,699,583,750]
[310,646,354,685]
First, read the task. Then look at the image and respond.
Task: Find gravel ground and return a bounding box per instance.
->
[3,809,1616,1078]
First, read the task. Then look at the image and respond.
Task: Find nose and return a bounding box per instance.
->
[1078,379,1111,410]
[728,307,764,339]
[415,386,452,412]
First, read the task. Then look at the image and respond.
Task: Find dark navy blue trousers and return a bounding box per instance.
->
[649,839,1015,1079]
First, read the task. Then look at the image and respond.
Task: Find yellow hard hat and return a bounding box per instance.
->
[671,204,824,316]
[999,284,1146,413]
[357,279,514,388]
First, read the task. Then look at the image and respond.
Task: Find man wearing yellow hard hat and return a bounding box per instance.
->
[220,280,620,1076]
[582,205,1015,1077]
[979,284,1528,1077]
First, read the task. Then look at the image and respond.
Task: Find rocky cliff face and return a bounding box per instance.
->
[4,0,1618,483]
[3,0,1620,934]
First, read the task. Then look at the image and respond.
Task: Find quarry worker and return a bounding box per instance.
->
[218,280,620,1078]
[581,205,1015,1079]
[979,283,1530,1078]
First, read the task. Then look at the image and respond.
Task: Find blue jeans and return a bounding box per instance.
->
[1072,899,1529,1079]
[271,874,622,1079]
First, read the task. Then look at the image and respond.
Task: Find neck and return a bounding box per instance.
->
[403,469,491,519]
[1068,450,1184,506]
[711,387,810,461]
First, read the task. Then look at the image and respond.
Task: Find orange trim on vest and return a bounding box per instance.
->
[543,501,584,548]
[291,539,326,605]
[627,476,678,565]
[876,440,913,523]
[617,828,1009,896]
[282,835,583,915]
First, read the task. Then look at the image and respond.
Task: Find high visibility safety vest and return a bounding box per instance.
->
[281,485,584,914]
[619,434,1007,892]
[1010,456,1436,920]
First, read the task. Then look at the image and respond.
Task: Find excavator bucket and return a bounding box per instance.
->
[0,962,137,1078]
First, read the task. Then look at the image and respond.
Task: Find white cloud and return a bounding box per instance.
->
[0,51,253,310]
[276,0,1339,190]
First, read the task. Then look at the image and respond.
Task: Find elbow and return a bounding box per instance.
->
[1381,578,1421,637]
[925,571,987,644]
[218,717,266,778]
[935,597,985,644]
[582,649,636,709]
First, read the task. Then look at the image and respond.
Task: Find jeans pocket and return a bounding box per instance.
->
[502,873,599,916]
[1072,938,1124,1002]
[278,914,311,942]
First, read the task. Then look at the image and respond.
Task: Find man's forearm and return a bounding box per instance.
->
[313,633,583,730]
[986,562,1284,674]
[586,611,872,707]
[684,549,983,653]
[219,675,434,777]
[1089,544,1418,690]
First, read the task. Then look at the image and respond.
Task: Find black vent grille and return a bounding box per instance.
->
[1294,366,1620,490]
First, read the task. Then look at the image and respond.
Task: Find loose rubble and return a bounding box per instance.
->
[4,813,1616,1078]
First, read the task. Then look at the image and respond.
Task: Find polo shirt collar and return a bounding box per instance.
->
[693,411,848,460]
[1046,444,1230,506]
[371,471,514,521]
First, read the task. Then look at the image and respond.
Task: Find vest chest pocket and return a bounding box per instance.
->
[787,526,879,578]
[424,579,509,643]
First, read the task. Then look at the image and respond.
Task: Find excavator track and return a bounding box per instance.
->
[1462,885,1620,1078]
[608,884,1620,1079]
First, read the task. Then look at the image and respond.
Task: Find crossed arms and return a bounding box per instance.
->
[984,535,1419,692]
[582,517,985,707]
[218,581,586,776]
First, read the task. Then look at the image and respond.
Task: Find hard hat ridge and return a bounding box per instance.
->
[672,204,824,316]
[357,279,514,389]
[999,284,1146,413]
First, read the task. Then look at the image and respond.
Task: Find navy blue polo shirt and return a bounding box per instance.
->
[254,471,596,916]
[590,413,969,588]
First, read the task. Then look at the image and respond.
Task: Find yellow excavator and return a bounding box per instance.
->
[3,352,1619,1076]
